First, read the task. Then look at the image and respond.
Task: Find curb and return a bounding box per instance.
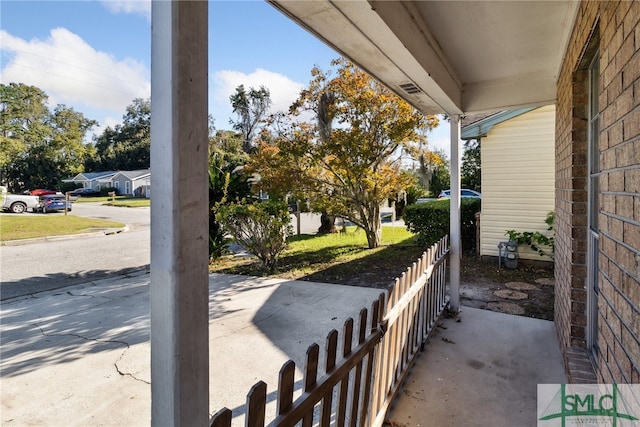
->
[0,263,150,302]
[1,225,130,246]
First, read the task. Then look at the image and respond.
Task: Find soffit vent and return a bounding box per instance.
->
[399,82,421,94]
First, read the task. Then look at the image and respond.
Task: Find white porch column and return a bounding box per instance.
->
[150,1,209,426]
[449,115,461,312]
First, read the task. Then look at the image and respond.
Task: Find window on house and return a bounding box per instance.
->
[587,50,600,357]
[589,53,600,228]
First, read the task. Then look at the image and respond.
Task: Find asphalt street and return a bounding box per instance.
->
[0,204,403,301]
[0,205,328,301]
[0,203,151,300]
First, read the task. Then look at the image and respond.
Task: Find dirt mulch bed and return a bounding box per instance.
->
[212,245,555,321]
[460,255,555,321]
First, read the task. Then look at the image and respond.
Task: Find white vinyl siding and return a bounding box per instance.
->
[480,104,556,261]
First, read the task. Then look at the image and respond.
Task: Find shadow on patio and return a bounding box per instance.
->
[383,305,566,427]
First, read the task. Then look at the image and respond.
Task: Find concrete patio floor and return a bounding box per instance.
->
[1,272,566,426]
[384,306,566,427]
[0,272,382,426]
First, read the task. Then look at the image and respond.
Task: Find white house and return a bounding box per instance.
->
[461,105,556,262]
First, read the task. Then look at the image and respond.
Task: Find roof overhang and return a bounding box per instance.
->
[461,108,535,139]
[268,0,579,115]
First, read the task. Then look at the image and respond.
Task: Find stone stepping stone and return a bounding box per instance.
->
[493,289,528,300]
[487,301,525,315]
[505,281,539,291]
[535,278,555,286]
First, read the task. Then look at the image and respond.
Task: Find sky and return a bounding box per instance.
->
[0,0,451,157]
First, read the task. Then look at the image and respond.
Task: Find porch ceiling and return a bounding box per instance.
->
[267,0,579,115]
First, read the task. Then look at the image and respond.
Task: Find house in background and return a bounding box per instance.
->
[461,105,556,262]
[63,171,117,191]
[63,169,151,198]
[110,169,151,197]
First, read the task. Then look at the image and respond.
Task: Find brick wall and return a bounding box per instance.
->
[556,0,640,384]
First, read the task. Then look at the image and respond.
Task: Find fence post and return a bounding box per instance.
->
[209,408,231,427]
[246,381,267,427]
[277,361,296,416]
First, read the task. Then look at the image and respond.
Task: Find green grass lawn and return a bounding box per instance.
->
[104,198,150,208]
[285,225,415,259]
[209,226,426,289]
[74,196,150,207]
[71,196,112,203]
[0,215,126,241]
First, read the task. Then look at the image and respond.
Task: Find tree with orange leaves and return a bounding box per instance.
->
[250,59,439,249]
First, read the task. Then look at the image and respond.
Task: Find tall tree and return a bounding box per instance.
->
[229,85,272,153]
[429,149,451,197]
[207,120,252,259]
[461,138,481,191]
[251,59,439,249]
[91,98,150,171]
[0,83,96,191]
[414,149,448,195]
[315,82,338,233]
[0,83,49,190]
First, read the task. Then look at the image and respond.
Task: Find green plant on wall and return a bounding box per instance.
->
[505,211,555,260]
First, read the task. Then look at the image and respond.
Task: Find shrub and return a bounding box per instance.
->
[59,182,82,193]
[100,187,119,196]
[505,211,555,260]
[403,198,481,247]
[209,208,230,259]
[217,199,293,270]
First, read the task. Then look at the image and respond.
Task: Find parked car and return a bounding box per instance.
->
[438,189,482,199]
[69,187,100,197]
[2,193,41,213]
[29,189,58,196]
[35,195,72,213]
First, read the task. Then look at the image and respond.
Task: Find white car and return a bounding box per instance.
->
[438,189,482,199]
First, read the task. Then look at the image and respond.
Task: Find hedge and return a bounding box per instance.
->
[403,198,481,248]
[100,187,119,196]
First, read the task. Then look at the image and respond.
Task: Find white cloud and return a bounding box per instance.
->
[100,0,151,20]
[211,68,304,128]
[0,28,150,124]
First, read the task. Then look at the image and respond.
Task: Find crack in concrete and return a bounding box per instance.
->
[114,349,150,385]
[35,324,129,348]
[64,288,149,312]
[66,290,96,298]
[35,324,150,385]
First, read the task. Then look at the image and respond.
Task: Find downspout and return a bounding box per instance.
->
[449,115,461,312]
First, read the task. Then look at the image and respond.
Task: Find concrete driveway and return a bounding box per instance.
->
[0,272,382,426]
